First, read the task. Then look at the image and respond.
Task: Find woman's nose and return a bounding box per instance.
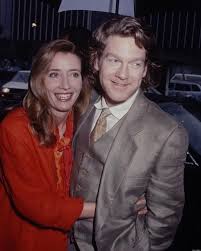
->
[60,75,70,88]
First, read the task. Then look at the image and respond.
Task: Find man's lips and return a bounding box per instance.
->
[111,81,129,87]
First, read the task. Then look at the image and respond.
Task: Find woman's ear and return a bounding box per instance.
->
[94,57,99,71]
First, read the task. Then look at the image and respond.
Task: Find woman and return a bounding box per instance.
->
[0,39,95,251]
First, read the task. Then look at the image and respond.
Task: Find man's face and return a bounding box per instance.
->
[95,35,147,106]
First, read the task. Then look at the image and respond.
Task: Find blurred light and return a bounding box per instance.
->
[5,106,15,111]
[32,22,37,28]
[1,87,10,94]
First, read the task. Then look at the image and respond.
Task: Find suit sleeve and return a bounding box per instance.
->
[146,124,189,251]
[0,121,84,232]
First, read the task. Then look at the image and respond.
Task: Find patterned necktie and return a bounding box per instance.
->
[91,108,111,142]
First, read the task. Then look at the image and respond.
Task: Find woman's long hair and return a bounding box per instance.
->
[23,39,90,146]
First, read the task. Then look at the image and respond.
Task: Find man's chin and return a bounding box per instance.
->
[104,95,126,107]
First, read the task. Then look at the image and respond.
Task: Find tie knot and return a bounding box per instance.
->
[99,108,111,119]
[90,108,111,142]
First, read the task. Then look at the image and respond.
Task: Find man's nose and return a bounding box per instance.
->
[116,64,129,80]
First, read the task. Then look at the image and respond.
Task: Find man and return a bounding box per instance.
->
[71,16,188,251]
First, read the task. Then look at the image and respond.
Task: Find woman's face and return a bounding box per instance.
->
[44,52,82,119]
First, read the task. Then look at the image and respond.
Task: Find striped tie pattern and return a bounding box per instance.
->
[91,108,111,142]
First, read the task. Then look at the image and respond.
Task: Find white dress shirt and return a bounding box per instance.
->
[91,89,139,132]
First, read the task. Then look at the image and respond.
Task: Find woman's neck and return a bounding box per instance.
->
[58,121,66,138]
[54,113,69,138]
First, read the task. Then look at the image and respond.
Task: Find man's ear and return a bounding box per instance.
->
[94,57,99,71]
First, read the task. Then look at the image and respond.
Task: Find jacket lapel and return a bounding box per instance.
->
[72,96,100,149]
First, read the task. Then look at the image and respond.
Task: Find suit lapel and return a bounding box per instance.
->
[95,92,149,234]
[72,96,100,149]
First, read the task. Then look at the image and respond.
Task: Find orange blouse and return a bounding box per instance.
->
[0,108,83,251]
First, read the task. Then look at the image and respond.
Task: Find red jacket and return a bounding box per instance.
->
[0,108,83,251]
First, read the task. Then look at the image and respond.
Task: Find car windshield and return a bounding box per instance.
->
[185,74,201,83]
[171,74,183,81]
[171,73,201,83]
[12,71,30,83]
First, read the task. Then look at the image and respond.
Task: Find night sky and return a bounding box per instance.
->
[43,0,201,15]
[136,0,201,16]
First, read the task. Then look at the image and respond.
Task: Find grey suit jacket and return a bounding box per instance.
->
[73,91,189,251]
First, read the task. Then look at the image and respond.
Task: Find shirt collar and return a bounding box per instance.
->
[94,89,139,119]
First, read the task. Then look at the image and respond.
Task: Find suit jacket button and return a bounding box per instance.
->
[82,169,88,175]
[76,184,81,191]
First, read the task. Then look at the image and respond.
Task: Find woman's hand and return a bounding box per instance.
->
[135,195,147,215]
[79,196,147,220]
[79,202,96,219]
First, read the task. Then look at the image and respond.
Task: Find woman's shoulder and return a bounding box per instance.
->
[1,107,29,132]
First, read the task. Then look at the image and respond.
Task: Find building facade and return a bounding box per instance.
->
[0,0,13,39]
[1,0,201,49]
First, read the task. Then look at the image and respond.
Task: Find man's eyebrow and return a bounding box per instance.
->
[104,53,145,62]
[68,69,81,72]
[104,53,118,58]
[129,58,145,62]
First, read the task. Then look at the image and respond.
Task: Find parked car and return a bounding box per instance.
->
[1,70,30,90]
[167,73,201,101]
[0,70,16,87]
[0,70,30,119]
[1,70,29,98]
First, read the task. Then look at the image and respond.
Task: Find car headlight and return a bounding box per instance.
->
[1,87,10,94]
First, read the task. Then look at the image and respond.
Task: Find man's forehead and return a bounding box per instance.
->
[102,35,146,60]
[104,35,144,49]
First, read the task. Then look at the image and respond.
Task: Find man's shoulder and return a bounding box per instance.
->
[80,90,99,117]
[142,95,186,132]
[90,89,99,104]
[136,95,188,148]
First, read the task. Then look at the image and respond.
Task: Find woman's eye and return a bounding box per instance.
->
[49,72,59,78]
[72,72,81,78]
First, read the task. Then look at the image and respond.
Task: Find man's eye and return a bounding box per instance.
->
[49,72,59,78]
[107,57,119,63]
[130,61,144,68]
